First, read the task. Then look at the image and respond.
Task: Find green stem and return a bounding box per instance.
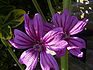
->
[32,0,46,21]
[61,51,68,70]
[61,0,71,70]
[63,0,71,10]
[1,39,24,70]
[47,0,55,16]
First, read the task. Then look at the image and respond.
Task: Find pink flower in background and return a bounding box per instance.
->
[52,9,88,57]
[9,13,67,70]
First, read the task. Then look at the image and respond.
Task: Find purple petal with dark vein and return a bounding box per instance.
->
[9,39,32,49]
[46,39,67,57]
[65,16,78,32]
[33,13,43,40]
[52,13,61,27]
[56,47,66,57]
[69,48,83,57]
[14,29,32,42]
[9,29,33,49]
[24,14,36,40]
[45,33,64,45]
[19,48,39,70]
[70,19,88,35]
[61,9,70,31]
[67,37,86,50]
[45,33,67,51]
[40,51,59,70]
[43,22,53,34]
[43,27,63,43]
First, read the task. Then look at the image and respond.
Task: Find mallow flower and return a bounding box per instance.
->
[52,9,88,57]
[9,13,67,70]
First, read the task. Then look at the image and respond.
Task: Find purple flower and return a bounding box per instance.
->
[52,10,88,57]
[9,13,67,70]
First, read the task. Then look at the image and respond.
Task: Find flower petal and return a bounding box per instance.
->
[70,19,88,35]
[56,48,66,57]
[52,13,61,27]
[24,14,36,40]
[67,37,86,50]
[9,29,32,49]
[66,37,85,57]
[40,51,59,70]
[69,48,83,57]
[61,9,71,31]
[45,34,67,51]
[19,49,39,70]
[46,40,67,57]
[43,27,63,43]
[33,13,43,40]
[45,33,67,57]
[46,48,56,55]
[65,16,78,32]
[43,22,53,34]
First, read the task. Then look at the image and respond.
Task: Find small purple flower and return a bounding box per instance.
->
[9,13,67,70]
[52,9,88,57]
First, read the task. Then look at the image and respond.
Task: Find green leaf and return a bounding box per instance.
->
[0,32,2,39]
[0,26,12,40]
[0,15,5,27]
[0,15,12,40]
[53,0,59,6]
[0,9,25,40]
[3,9,26,28]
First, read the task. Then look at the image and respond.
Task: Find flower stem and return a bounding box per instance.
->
[47,0,55,16]
[61,51,68,70]
[63,0,71,10]
[1,39,24,70]
[61,0,71,70]
[32,0,46,21]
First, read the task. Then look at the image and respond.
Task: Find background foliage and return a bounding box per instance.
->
[0,0,93,70]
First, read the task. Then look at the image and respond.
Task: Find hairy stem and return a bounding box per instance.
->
[1,39,24,70]
[47,0,55,16]
[32,0,46,21]
[63,0,71,10]
[61,0,71,70]
[61,51,68,70]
